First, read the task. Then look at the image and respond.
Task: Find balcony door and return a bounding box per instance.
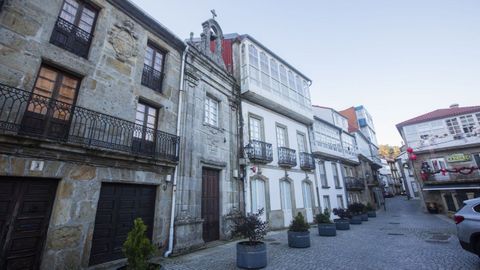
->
[302,181,314,223]
[249,115,263,141]
[251,179,267,222]
[132,102,158,156]
[297,133,307,153]
[280,180,293,227]
[21,65,79,140]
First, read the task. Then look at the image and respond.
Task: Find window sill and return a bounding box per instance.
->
[335,186,343,189]
[321,186,330,189]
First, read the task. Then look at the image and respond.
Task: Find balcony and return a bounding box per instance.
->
[299,152,315,171]
[50,17,93,59]
[141,64,164,92]
[245,140,273,164]
[278,147,297,168]
[345,177,365,191]
[0,83,179,162]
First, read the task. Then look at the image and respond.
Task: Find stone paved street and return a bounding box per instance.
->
[159,197,479,270]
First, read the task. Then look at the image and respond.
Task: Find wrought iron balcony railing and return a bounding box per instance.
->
[0,83,179,162]
[299,152,315,171]
[245,140,273,164]
[50,17,93,59]
[345,176,365,190]
[141,64,164,92]
[278,147,297,168]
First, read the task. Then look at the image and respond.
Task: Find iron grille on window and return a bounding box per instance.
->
[0,83,179,162]
[245,140,273,163]
[50,17,93,58]
[141,64,164,92]
[299,152,315,171]
[278,147,297,167]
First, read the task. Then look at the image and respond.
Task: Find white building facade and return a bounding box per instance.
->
[310,106,356,213]
[225,35,317,228]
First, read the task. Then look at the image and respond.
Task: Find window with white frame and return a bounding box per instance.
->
[319,161,328,187]
[323,195,331,211]
[297,133,307,153]
[302,182,313,209]
[279,65,289,97]
[276,125,288,147]
[303,80,311,106]
[248,44,260,86]
[337,195,344,209]
[332,163,340,187]
[287,70,296,101]
[259,52,270,91]
[459,115,476,135]
[295,75,304,105]
[315,122,342,152]
[446,117,462,136]
[204,96,219,126]
[249,115,263,141]
[270,59,280,94]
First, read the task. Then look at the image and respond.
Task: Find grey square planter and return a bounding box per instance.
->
[367,211,377,217]
[334,219,350,230]
[361,213,369,221]
[350,215,362,224]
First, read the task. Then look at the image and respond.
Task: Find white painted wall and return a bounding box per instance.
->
[314,159,348,217]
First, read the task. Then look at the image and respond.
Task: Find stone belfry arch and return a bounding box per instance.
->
[197,17,226,69]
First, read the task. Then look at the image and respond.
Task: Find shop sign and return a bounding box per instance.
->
[446,153,472,163]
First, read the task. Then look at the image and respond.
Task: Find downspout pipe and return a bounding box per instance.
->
[164,44,188,258]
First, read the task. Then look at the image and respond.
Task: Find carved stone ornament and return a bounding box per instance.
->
[195,18,226,69]
[108,20,138,62]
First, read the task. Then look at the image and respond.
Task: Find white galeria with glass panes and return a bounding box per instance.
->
[234,35,318,229]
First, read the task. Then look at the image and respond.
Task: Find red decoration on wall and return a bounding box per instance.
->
[410,154,417,161]
[407,147,414,153]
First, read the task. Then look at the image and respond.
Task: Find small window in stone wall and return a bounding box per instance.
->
[444,194,456,212]
[204,95,219,127]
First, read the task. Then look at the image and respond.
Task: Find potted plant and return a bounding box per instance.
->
[232,208,268,269]
[287,212,311,248]
[122,218,161,270]
[360,203,369,221]
[316,209,336,236]
[332,208,350,230]
[366,203,377,217]
[347,203,363,225]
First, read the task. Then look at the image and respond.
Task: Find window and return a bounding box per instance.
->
[132,101,158,155]
[51,0,97,58]
[134,102,158,141]
[24,65,80,139]
[279,65,289,97]
[259,52,270,91]
[297,133,307,153]
[323,195,331,211]
[251,179,266,213]
[474,203,480,213]
[319,161,328,187]
[295,76,304,105]
[276,125,288,148]
[337,195,344,209]
[473,154,480,167]
[248,45,260,86]
[315,122,342,152]
[302,182,313,209]
[303,80,311,106]
[446,118,462,136]
[287,70,296,101]
[249,115,263,141]
[476,113,480,126]
[204,96,219,126]
[270,59,280,94]
[142,44,165,92]
[280,181,293,210]
[332,163,340,187]
[459,115,476,135]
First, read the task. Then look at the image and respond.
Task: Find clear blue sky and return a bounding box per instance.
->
[132,0,480,145]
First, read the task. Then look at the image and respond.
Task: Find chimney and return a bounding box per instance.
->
[449,103,459,108]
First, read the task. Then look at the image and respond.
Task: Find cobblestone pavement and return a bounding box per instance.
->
[159,197,480,270]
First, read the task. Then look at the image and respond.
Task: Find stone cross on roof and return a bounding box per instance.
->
[211,9,217,19]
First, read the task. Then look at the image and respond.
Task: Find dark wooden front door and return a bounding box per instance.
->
[201,169,220,242]
[0,177,58,270]
[89,183,156,266]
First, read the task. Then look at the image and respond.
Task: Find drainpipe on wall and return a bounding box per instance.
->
[164,45,188,258]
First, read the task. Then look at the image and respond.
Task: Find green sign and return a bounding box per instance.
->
[446,153,472,163]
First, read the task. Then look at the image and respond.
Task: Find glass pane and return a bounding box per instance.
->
[144,47,154,66]
[59,0,79,23]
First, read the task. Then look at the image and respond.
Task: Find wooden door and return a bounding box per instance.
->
[0,177,58,270]
[201,169,220,243]
[89,183,156,266]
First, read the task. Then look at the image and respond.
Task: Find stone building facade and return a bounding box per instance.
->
[0,0,185,269]
[173,18,241,253]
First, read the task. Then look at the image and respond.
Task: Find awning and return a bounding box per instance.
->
[422,184,480,191]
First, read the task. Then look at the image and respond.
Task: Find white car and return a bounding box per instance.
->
[454,197,480,257]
